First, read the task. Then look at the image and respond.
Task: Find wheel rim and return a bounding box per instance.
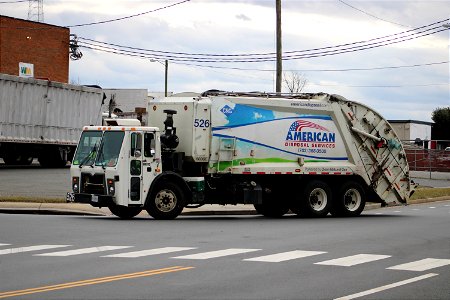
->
[155,189,177,212]
[344,188,362,211]
[308,188,327,211]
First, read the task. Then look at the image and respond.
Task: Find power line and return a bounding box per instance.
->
[0,0,28,3]
[77,18,449,62]
[171,61,449,72]
[337,0,411,28]
[78,25,447,63]
[66,0,190,28]
[310,82,449,88]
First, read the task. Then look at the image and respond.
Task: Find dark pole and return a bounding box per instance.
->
[276,0,282,93]
[165,60,168,97]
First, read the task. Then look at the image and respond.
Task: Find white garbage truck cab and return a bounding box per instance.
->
[68,92,414,219]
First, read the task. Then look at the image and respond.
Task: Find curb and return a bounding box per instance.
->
[1,198,447,217]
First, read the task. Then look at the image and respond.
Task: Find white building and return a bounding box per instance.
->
[389,120,433,148]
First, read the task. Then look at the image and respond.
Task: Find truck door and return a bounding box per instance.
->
[129,131,158,205]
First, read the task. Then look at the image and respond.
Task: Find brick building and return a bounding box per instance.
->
[0,15,69,83]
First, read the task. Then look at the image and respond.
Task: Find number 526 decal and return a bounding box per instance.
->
[194,119,210,128]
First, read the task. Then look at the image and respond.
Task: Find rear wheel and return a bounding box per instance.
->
[331,181,366,217]
[108,204,142,219]
[146,182,185,220]
[301,180,331,217]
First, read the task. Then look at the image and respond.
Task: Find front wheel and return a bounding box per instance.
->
[108,204,142,219]
[146,182,185,220]
[331,181,366,217]
[301,180,331,217]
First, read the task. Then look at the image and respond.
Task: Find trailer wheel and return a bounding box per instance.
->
[3,154,33,165]
[108,204,142,219]
[2,146,33,165]
[146,182,185,220]
[301,180,331,217]
[332,182,366,217]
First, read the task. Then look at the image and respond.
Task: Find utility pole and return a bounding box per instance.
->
[165,60,168,97]
[275,0,282,93]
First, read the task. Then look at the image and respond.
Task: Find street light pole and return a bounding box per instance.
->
[150,59,169,97]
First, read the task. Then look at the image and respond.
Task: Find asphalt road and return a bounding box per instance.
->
[0,200,449,299]
[0,162,70,198]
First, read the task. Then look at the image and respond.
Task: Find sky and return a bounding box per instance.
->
[2,0,449,121]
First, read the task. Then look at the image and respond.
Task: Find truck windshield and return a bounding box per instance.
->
[95,131,125,167]
[72,131,102,166]
[72,131,124,167]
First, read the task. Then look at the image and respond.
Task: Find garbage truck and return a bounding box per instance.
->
[67,91,414,219]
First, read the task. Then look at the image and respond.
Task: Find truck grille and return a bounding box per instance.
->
[81,173,106,195]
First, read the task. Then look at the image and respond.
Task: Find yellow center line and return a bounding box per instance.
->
[0,266,194,299]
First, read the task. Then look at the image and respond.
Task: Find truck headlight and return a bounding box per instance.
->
[72,177,79,193]
[107,178,115,196]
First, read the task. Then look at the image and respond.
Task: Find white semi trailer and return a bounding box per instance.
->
[68,92,414,219]
[0,73,104,167]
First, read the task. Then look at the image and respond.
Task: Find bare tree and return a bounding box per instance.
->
[283,72,307,93]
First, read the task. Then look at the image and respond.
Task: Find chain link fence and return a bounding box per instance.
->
[403,141,450,173]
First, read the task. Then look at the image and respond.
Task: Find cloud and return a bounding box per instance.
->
[2,0,449,122]
[236,14,251,22]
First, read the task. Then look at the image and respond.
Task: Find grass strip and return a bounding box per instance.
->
[411,187,450,200]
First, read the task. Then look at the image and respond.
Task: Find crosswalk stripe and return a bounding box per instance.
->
[315,254,391,267]
[387,258,450,271]
[103,247,197,258]
[34,246,132,257]
[0,245,70,255]
[172,248,261,260]
[334,273,438,300]
[0,243,11,247]
[244,250,327,262]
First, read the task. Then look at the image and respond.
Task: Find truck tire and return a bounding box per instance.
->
[108,204,142,219]
[301,180,331,217]
[331,181,366,217]
[146,182,185,220]
[3,153,33,165]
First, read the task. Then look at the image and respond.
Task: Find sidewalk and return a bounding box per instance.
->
[0,198,448,217]
[410,171,450,180]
